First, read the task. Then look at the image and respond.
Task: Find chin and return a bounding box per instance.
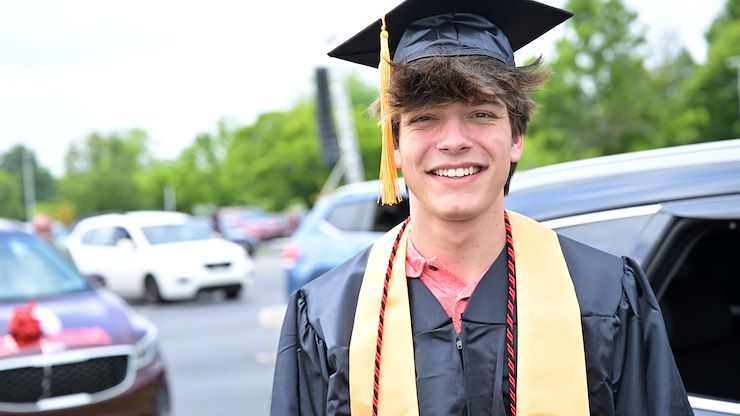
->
[433,202,482,222]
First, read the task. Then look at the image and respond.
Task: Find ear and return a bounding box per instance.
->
[394,148,402,168]
[510,133,524,163]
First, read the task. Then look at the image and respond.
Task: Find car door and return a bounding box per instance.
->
[541,196,740,416]
[75,226,141,297]
[643,195,740,416]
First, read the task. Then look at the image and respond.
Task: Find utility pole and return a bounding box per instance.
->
[22,147,36,221]
[163,184,176,211]
[726,55,740,118]
[330,68,365,185]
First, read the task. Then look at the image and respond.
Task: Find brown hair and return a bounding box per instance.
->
[376,55,549,194]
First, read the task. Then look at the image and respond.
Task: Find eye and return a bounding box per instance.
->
[472,111,497,119]
[409,114,435,123]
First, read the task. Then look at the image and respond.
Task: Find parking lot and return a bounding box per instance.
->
[133,247,285,416]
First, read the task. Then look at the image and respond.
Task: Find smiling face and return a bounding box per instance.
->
[395,100,522,222]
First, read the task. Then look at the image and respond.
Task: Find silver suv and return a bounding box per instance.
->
[506,138,740,415]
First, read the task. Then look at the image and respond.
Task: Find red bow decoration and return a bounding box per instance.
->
[8,302,42,346]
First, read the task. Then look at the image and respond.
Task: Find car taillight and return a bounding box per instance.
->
[282,243,300,268]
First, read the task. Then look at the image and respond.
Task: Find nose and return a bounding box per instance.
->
[436,118,472,153]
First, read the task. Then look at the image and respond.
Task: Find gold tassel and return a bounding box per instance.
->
[378,15,401,205]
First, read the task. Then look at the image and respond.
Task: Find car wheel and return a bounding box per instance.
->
[155,384,171,416]
[246,242,256,256]
[145,275,164,304]
[225,287,242,300]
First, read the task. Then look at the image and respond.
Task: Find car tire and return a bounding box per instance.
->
[145,275,164,304]
[246,242,256,257]
[225,287,242,300]
[155,383,171,416]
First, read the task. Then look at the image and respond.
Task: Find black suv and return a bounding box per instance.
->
[506,138,740,415]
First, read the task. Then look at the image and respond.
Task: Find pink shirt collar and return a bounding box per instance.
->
[405,237,485,333]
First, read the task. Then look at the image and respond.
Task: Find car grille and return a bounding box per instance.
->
[0,366,44,403]
[205,262,231,269]
[0,352,130,405]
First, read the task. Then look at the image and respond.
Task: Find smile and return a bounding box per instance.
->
[431,166,481,178]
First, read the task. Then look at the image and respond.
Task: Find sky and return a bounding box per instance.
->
[0,0,727,177]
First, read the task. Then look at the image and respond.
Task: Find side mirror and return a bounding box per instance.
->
[86,273,106,288]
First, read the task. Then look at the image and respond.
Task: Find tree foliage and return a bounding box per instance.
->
[524,0,707,168]
[0,145,57,202]
[0,170,24,220]
[683,0,740,141]
[165,121,234,213]
[223,101,328,210]
[0,145,58,219]
[59,129,151,216]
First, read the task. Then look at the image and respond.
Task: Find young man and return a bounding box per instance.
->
[271,0,692,414]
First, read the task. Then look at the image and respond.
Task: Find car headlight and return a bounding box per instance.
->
[132,315,160,369]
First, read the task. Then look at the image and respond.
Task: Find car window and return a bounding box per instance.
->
[141,223,211,245]
[326,199,376,232]
[0,233,88,300]
[80,226,127,246]
[112,227,132,242]
[655,218,740,405]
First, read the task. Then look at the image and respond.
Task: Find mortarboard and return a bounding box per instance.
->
[328,0,572,204]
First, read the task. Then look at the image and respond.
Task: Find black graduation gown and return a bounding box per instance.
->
[270,235,693,415]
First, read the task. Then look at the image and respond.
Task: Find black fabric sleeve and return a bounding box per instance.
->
[612,257,694,416]
[270,290,329,416]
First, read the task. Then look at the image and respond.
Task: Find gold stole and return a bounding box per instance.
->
[349,211,589,415]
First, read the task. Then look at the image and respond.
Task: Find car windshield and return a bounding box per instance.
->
[0,232,89,301]
[141,223,212,245]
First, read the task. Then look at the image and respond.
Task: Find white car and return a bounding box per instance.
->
[67,211,254,303]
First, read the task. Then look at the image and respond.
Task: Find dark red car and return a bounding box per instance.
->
[219,206,295,242]
[0,219,169,415]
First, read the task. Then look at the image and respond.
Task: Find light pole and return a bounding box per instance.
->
[726,55,740,118]
[22,147,36,221]
[330,68,365,184]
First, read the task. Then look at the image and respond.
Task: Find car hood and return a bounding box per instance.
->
[0,289,141,357]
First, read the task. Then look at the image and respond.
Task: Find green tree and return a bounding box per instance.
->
[136,160,177,212]
[223,101,328,210]
[165,120,235,213]
[60,129,151,216]
[524,0,705,167]
[0,170,24,220]
[647,50,709,146]
[683,0,740,141]
[0,145,57,203]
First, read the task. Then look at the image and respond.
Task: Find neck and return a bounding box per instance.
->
[408,207,507,284]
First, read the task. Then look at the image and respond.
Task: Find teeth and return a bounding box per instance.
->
[433,166,480,177]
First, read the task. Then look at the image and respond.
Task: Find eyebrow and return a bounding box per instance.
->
[469,99,505,109]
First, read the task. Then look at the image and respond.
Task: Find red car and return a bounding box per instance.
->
[219,206,295,242]
[0,219,169,415]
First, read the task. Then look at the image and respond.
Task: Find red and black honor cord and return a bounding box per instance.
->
[504,211,517,416]
[372,213,517,416]
[373,217,410,415]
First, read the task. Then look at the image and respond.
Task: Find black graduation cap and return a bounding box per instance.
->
[328,0,572,68]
